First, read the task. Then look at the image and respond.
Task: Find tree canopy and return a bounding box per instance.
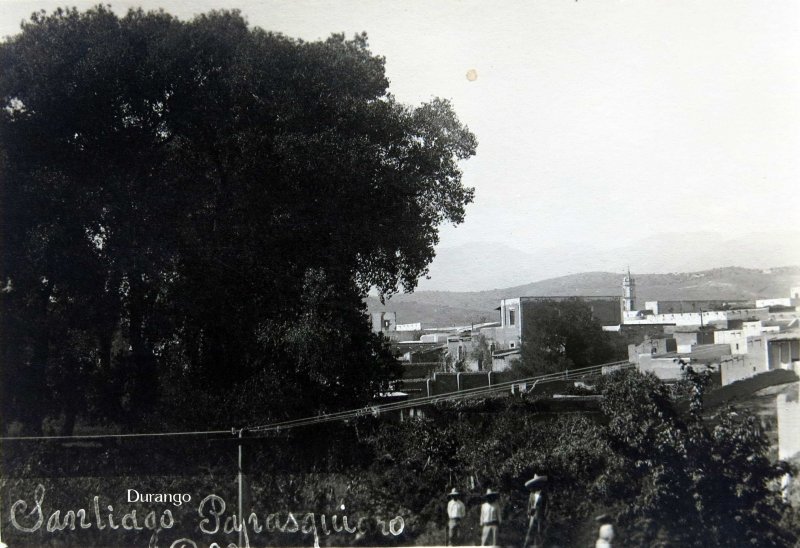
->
[517,299,621,375]
[0,7,476,433]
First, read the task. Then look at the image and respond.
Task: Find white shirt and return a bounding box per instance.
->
[447,499,466,519]
[596,523,615,548]
[480,501,501,524]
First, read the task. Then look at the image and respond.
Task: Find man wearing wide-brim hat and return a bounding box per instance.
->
[594,513,615,548]
[446,488,466,546]
[479,488,502,546]
[523,474,548,548]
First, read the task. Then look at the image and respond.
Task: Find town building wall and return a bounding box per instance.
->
[674,331,716,353]
[720,354,767,385]
[386,330,422,343]
[420,333,450,343]
[491,351,519,371]
[714,322,781,355]
[769,338,800,370]
[627,337,677,363]
[637,355,719,382]
[492,325,521,349]
[743,321,772,336]
[718,335,800,385]
[495,298,523,349]
[636,356,685,381]
[623,307,769,328]
[520,297,622,327]
[446,336,484,371]
[714,329,746,349]
[371,311,397,333]
[643,300,751,314]
[778,383,800,460]
[770,311,800,322]
[757,298,798,308]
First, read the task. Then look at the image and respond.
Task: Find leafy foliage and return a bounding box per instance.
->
[0,7,475,433]
[469,333,494,371]
[597,368,794,547]
[517,299,620,376]
[365,370,795,546]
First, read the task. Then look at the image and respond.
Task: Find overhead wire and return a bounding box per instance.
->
[246,360,632,434]
[0,428,232,442]
[0,360,633,442]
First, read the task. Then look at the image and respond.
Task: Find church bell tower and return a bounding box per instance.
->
[622,269,636,313]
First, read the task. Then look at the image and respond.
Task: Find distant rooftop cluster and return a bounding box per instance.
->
[371,274,800,386]
[370,274,800,462]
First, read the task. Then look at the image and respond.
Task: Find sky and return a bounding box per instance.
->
[3,0,799,260]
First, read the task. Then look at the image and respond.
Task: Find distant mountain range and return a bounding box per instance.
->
[415,231,800,292]
[367,266,800,328]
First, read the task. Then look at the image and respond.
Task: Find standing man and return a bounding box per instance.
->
[446,488,466,545]
[595,514,615,548]
[523,474,548,548]
[480,488,502,546]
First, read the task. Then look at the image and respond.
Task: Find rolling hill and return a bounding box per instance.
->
[366,266,800,327]
[416,231,800,292]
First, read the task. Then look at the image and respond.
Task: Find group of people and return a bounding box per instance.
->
[445,474,615,547]
[445,474,549,547]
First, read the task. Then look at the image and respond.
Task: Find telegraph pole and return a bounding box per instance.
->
[236,428,251,548]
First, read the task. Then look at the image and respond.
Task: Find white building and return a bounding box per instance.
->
[623,307,770,328]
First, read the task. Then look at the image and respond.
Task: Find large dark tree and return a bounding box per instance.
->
[0,7,476,433]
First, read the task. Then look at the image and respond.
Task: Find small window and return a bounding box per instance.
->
[509,309,516,326]
[509,342,516,349]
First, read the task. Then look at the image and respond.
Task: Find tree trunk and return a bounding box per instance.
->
[24,282,53,435]
[126,275,158,424]
[60,405,77,436]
